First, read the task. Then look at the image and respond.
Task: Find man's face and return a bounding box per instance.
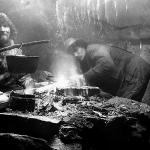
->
[0,25,10,44]
[72,47,86,61]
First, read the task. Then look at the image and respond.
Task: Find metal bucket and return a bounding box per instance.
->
[9,91,35,112]
[6,55,39,73]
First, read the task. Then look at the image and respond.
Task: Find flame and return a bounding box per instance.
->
[55,75,70,88]
[50,50,86,88]
[54,73,86,88]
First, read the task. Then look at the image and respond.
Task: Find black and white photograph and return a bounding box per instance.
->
[0,0,150,149]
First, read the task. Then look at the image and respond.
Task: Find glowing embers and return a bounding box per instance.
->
[54,74,86,89]
[56,86,100,97]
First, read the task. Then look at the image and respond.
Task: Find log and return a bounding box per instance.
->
[0,40,51,53]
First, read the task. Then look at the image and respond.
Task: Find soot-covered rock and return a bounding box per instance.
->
[0,113,60,140]
[58,97,150,149]
[0,133,53,150]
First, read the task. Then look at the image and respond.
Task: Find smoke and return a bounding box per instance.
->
[50,49,82,87]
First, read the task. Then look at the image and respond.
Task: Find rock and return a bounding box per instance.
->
[3,95,150,149]
[57,97,150,149]
[59,124,82,143]
[0,133,53,150]
[103,97,150,114]
[0,93,9,111]
[0,113,60,140]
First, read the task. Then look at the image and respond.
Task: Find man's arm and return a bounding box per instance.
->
[84,58,115,85]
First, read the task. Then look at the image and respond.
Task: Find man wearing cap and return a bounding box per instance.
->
[66,38,150,104]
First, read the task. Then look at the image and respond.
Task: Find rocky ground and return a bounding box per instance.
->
[0,90,150,150]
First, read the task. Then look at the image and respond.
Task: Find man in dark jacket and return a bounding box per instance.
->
[66,38,150,103]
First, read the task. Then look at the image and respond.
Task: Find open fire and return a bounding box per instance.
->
[47,49,87,90]
[21,49,99,97]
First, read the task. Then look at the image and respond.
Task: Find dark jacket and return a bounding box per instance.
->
[82,44,150,102]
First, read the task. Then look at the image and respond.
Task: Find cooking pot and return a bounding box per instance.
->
[6,55,39,73]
